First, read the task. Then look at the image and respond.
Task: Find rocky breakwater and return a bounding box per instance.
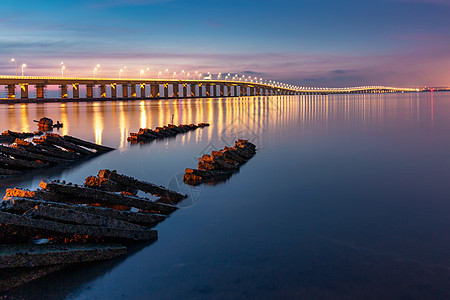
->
[127,123,210,143]
[183,139,257,185]
[0,169,187,292]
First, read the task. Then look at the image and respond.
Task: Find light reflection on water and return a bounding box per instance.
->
[0,93,449,299]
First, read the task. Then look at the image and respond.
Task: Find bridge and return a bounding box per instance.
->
[0,75,419,102]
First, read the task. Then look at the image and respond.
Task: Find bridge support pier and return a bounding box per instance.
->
[20,84,28,99]
[191,84,196,97]
[173,83,179,97]
[150,84,159,98]
[131,84,136,97]
[199,84,204,97]
[183,83,188,97]
[7,84,15,99]
[163,83,169,98]
[100,84,106,98]
[72,84,79,99]
[140,83,146,98]
[86,84,94,98]
[60,84,68,98]
[122,84,128,98]
[111,83,117,98]
[36,84,46,99]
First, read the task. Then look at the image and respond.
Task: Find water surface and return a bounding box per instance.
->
[1,93,449,299]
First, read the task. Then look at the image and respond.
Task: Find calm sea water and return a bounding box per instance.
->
[1,93,449,299]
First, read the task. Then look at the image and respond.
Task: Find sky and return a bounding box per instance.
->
[0,0,449,87]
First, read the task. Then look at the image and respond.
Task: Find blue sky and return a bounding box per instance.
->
[1,0,449,87]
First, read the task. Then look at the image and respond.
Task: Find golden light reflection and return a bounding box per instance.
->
[20,104,29,133]
[119,102,127,150]
[0,93,433,152]
[140,100,147,129]
[93,103,103,145]
[59,103,69,136]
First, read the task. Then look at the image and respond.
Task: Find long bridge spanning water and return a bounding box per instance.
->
[0,75,419,102]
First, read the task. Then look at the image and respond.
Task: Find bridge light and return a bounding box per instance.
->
[11,58,17,76]
[21,63,26,77]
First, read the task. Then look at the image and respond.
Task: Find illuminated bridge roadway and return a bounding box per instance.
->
[0,75,420,102]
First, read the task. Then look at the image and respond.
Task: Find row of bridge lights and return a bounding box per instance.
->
[9,59,301,91]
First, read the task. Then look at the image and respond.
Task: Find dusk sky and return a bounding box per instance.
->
[1,0,449,87]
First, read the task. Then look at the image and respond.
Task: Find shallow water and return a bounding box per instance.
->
[1,93,450,299]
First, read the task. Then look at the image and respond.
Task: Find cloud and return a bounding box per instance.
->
[1,40,449,87]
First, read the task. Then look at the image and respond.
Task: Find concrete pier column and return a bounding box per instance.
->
[60,84,68,98]
[36,84,46,99]
[122,84,128,98]
[131,84,137,97]
[206,84,212,97]
[111,83,117,98]
[72,83,79,99]
[173,83,179,97]
[150,84,159,98]
[190,84,196,97]
[220,85,225,97]
[86,84,94,98]
[163,83,169,98]
[210,84,216,97]
[140,83,146,98]
[183,83,188,97]
[100,84,106,98]
[20,84,28,99]
[7,84,15,99]
[198,83,204,97]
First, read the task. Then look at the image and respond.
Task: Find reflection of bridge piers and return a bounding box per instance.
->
[0,76,419,102]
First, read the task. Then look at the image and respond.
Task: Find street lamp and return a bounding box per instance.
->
[140,70,144,79]
[187,73,190,79]
[124,66,128,79]
[61,62,66,78]
[181,70,185,79]
[172,72,176,79]
[97,64,102,79]
[11,58,17,76]
[93,67,97,78]
[21,64,26,77]
[119,69,123,78]
[165,69,169,79]
[147,67,150,79]
[158,71,161,79]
